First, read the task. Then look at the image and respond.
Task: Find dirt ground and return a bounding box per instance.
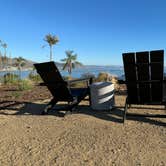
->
[0,85,165,166]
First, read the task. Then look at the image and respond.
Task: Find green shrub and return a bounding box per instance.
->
[0,76,3,84]
[17,79,33,91]
[28,72,42,83]
[11,91,21,98]
[3,73,19,84]
[63,75,72,81]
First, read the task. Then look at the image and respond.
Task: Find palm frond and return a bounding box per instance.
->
[61,58,67,62]
[75,61,83,66]
[71,55,77,61]
[42,45,46,48]
[65,50,74,57]
[62,50,82,75]
[44,34,59,45]
[2,43,7,48]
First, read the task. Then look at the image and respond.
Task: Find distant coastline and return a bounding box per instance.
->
[0,65,124,80]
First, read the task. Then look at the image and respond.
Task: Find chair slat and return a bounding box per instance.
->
[139,83,151,103]
[123,53,137,81]
[150,50,164,80]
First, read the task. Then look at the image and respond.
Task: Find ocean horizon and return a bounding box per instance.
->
[0,65,166,80]
[0,66,124,79]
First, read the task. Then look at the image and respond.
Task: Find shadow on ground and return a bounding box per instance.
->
[0,100,165,127]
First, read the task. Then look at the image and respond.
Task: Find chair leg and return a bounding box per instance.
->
[42,98,57,115]
[123,98,128,123]
[67,100,78,113]
[89,88,91,106]
[65,96,84,115]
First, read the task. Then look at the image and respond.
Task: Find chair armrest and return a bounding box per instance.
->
[37,77,93,87]
[67,77,93,85]
[39,82,47,86]
[118,80,126,84]
[118,79,166,84]
[38,82,67,86]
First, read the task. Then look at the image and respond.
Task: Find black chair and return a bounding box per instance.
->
[123,50,166,122]
[34,61,93,115]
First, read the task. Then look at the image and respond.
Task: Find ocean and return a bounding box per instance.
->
[1,66,166,80]
[0,66,124,79]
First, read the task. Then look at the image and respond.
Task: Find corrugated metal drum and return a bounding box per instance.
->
[90,82,114,110]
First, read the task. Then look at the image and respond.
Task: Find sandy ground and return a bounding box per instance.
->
[0,95,165,166]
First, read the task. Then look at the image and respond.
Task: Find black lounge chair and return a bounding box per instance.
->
[123,50,166,122]
[34,61,93,115]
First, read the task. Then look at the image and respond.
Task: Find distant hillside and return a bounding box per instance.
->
[0,56,124,70]
[12,58,36,69]
[0,56,64,70]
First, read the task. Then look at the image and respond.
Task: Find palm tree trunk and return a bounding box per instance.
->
[69,63,72,76]
[19,65,22,80]
[50,45,53,61]
[0,56,1,70]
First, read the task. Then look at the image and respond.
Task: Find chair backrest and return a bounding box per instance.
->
[123,50,164,104]
[34,61,73,101]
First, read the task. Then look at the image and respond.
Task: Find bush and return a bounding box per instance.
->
[95,72,120,91]
[96,72,112,82]
[11,91,21,98]
[111,76,120,90]
[17,79,33,91]
[3,73,19,84]
[28,72,42,83]
[63,75,72,81]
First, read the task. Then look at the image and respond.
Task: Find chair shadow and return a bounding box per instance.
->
[115,90,127,96]
[0,100,123,123]
[126,114,166,127]
[73,105,123,123]
[0,100,165,127]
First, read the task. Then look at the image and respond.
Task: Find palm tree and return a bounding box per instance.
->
[0,51,2,70]
[1,43,7,56]
[0,42,8,69]
[43,34,59,61]
[0,40,2,70]
[14,57,26,79]
[61,50,82,76]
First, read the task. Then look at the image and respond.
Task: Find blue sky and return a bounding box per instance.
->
[0,0,166,65]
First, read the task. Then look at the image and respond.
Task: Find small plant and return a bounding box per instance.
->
[14,57,26,79]
[3,73,19,84]
[63,75,73,81]
[96,72,112,82]
[11,91,21,98]
[111,76,120,90]
[17,79,33,91]
[28,72,42,83]
[0,76,3,84]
